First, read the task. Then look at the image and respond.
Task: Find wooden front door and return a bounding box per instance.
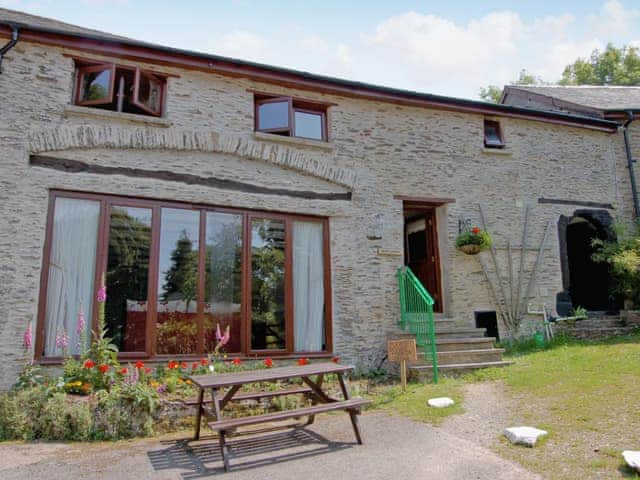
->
[405,210,442,312]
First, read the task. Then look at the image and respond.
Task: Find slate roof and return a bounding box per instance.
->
[502,85,640,111]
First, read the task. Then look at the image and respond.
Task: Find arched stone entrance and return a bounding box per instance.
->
[557,210,620,314]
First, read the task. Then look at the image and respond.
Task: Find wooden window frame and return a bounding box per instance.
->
[75,63,116,106]
[255,95,328,141]
[73,60,167,117]
[35,190,332,363]
[254,96,293,134]
[132,68,166,117]
[484,119,505,148]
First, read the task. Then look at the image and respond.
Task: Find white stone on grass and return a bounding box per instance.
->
[427,397,455,408]
[503,426,548,447]
[623,451,640,472]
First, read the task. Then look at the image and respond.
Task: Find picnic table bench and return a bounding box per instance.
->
[188,362,370,471]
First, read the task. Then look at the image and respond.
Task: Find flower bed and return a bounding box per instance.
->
[3,281,343,442]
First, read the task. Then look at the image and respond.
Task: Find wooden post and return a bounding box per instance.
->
[400,360,407,392]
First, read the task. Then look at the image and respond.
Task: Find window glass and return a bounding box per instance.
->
[79,68,112,103]
[257,100,290,130]
[294,111,323,140]
[484,122,503,146]
[105,206,152,352]
[157,208,200,355]
[293,221,325,352]
[251,218,286,350]
[44,198,100,356]
[204,212,243,353]
[136,72,163,115]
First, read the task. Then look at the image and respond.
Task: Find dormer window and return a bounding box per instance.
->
[484,120,505,148]
[255,94,328,141]
[74,60,167,117]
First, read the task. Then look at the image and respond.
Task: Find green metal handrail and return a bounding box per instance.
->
[396,266,438,383]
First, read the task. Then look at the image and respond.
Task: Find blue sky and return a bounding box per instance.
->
[2,0,639,99]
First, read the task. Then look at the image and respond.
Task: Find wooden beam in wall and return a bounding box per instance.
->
[29,155,352,201]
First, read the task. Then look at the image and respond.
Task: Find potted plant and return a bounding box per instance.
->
[455,226,492,255]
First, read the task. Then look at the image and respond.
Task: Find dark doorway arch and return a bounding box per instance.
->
[557,210,619,313]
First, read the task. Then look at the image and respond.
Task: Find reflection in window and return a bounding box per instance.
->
[251,218,286,350]
[257,100,290,131]
[79,68,113,103]
[157,208,200,355]
[135,71,163,115]
[105,206,152,352]
[294,111,323,140]
[204,212,243,353]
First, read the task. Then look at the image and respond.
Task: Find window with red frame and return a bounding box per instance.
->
[37,191,331,360]
[74,60,166,117]
[255,94,328,141]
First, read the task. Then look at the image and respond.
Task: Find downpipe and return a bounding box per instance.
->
[0,23,19,74]
[623,111,640,221]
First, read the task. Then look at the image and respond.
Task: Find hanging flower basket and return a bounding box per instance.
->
[458,244,482,255]
[455,226,492,255]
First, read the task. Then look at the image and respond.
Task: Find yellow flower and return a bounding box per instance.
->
[185,379,192,385]
[223,354,228,359]
[177,378,183,384]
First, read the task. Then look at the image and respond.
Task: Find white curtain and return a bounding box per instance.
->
[293,221,325,352]
[44,198,100,356]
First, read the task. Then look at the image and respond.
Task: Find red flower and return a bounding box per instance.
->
[200,358,209,366]
[119,367,128,375]
[168,360,178,369]
[180,362,188,369]
[264,358,273,368]
[144,367,152,374]
[232,358,241,365]
[192,362,199,370]
[98,364,109,374]
[471,226,481,235]
[297,358,309,366]
[135,360,145,369]
[332,356,340,364]
[84,359,95,369]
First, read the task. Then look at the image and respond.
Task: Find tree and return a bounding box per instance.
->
[479,69,543,103]
[560,43,640,85]
[163,230,199,311]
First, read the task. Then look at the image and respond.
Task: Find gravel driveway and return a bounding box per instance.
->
[0,412,539,479]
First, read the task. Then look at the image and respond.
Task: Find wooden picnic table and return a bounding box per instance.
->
[188,362,370,471]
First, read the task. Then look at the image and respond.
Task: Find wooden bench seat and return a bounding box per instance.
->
[208,397,370,432]
[183,386,313,406]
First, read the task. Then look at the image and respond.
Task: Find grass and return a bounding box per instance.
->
[468,333,640,479]
[366,377,465,426]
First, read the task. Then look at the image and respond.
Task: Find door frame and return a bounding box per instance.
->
[402,202,444,313]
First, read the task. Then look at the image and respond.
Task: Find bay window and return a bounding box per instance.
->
[36,191,331,360]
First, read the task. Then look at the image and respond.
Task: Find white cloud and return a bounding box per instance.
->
[213,30,271,63]
[588,0,640,39]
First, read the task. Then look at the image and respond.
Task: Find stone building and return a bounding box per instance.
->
[0,8,637,388]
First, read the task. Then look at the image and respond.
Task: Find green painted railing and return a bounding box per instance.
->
[396,266,438,383]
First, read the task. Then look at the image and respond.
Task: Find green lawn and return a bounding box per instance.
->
[370,333,640,479]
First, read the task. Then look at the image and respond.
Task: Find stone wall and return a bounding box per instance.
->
[0,40,634,389]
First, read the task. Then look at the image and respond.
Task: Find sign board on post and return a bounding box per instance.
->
[387,339,417,392]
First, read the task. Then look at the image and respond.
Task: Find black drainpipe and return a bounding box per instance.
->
[0,23,19,74]
[623,111,640,220]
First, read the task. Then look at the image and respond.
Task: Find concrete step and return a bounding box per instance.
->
[410,360,513,378]
[435,348,506,365]
[432,337,497,352]
[434,327,487,339]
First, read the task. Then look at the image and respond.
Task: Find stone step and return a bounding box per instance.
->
[410,360,513,378]
[432,337,497,352]
[434,327,487,339]
[435,348,506,365]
